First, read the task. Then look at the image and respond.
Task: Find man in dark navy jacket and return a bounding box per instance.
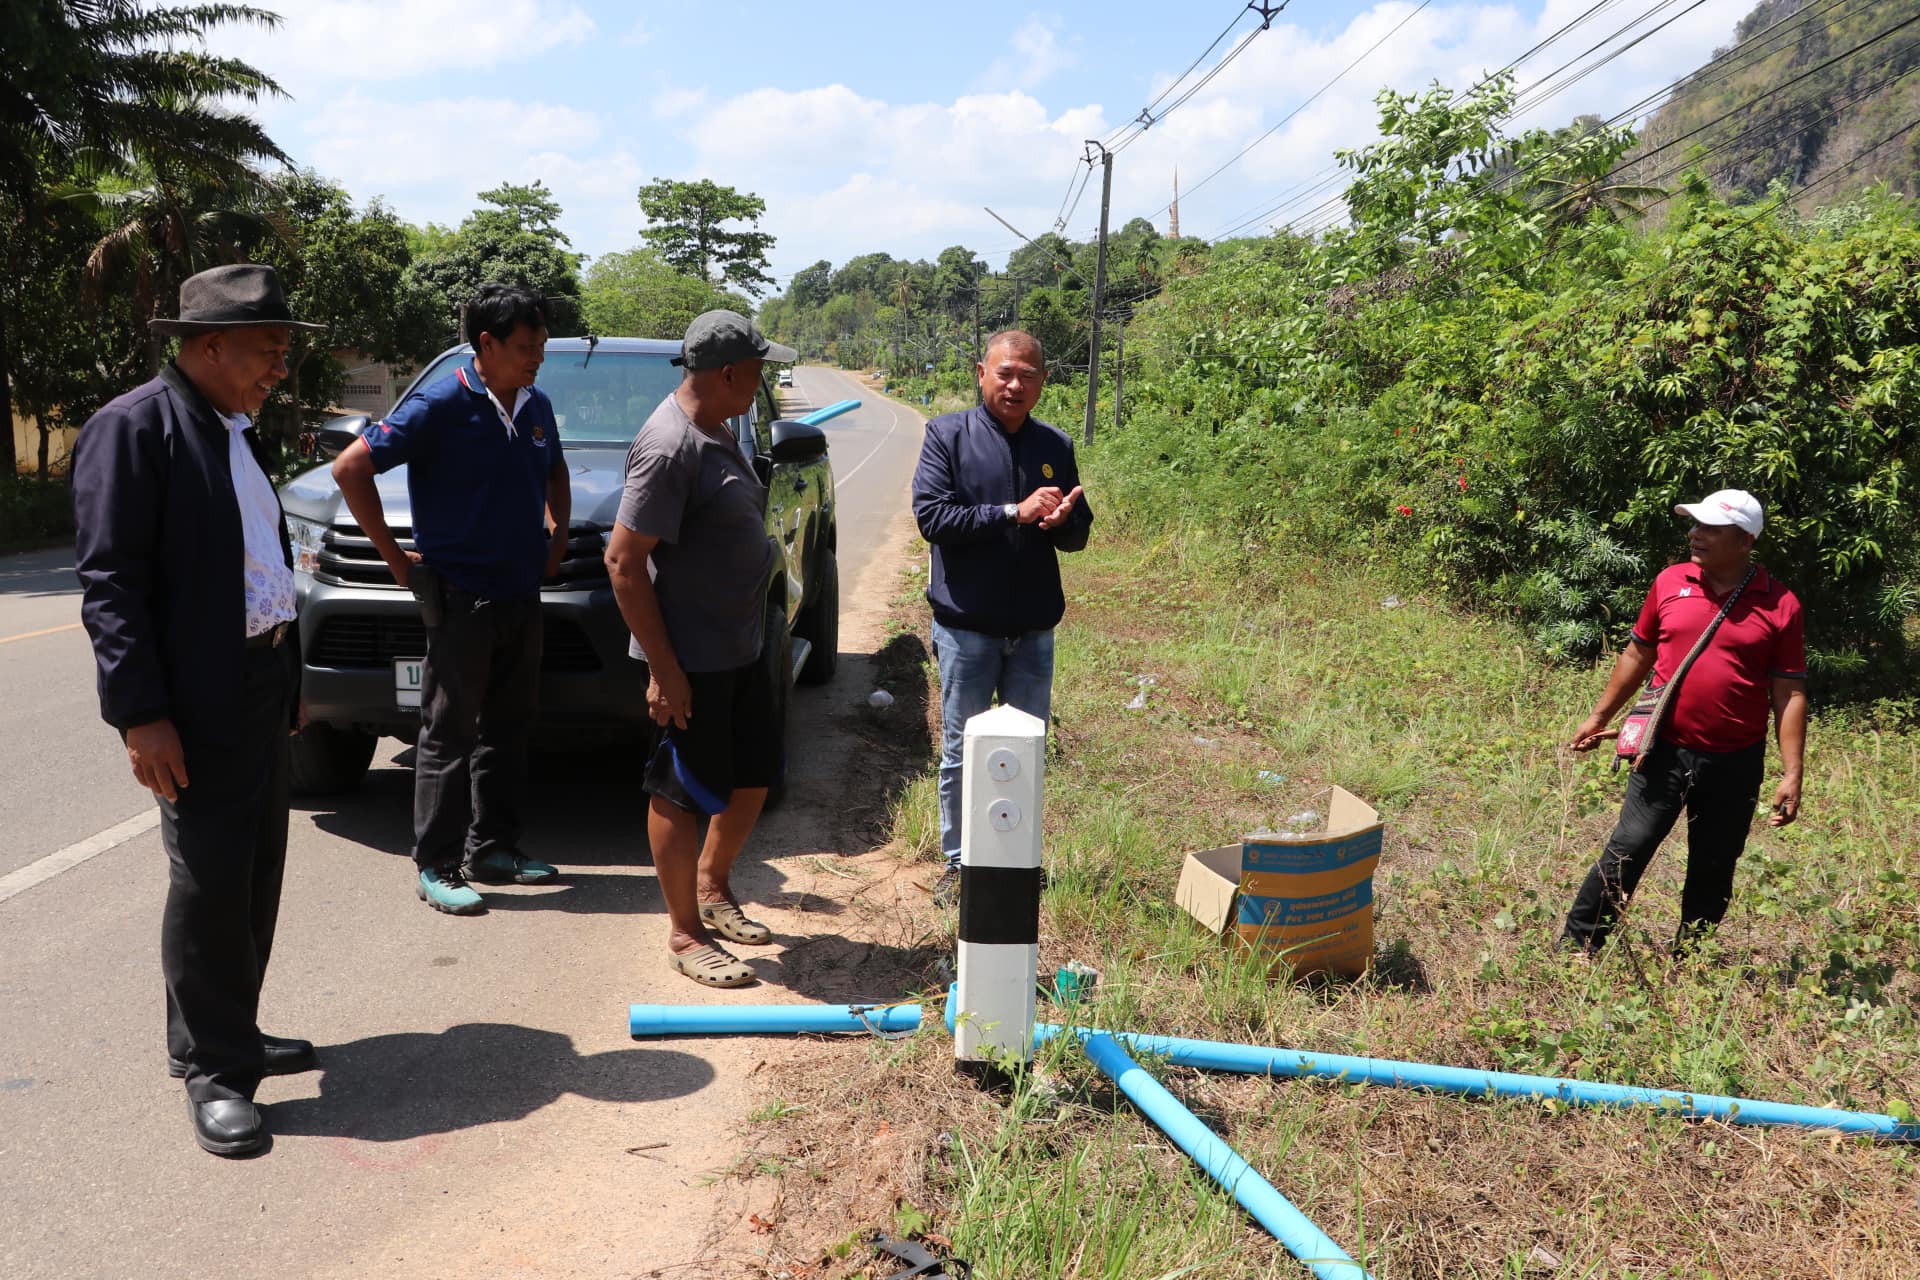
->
[72,264,320,1157]
[911,329,1092,901]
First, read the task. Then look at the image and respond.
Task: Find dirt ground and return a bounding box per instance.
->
[612,503,957,1280]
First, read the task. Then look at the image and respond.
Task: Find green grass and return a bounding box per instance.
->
[810,508,1920,1278]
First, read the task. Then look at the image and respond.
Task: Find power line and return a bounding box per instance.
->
[1139,0,1435,222]
[1100,1,1294,156]
[1522,105,1920,339]
[1283,0,1724,238]
[1253,0,1903,242]
[1171,70,1920,365]
[1506,0,1709,122]
[1160,4,1920,360]
[1199,0,1668,239]
[1159,0,1633,234]
[1057,159,1096,232]
[1110,4,1253,147]
[1051,158,1089,230]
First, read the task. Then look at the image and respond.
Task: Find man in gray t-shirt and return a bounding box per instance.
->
[606,310,795,990]
[616,394,774,670]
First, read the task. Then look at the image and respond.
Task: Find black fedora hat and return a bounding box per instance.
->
[149,263,324,335]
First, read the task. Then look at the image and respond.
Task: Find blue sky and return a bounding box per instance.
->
[211,1,1759,289]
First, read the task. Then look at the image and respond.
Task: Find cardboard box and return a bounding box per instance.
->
[1175,785,1383,978]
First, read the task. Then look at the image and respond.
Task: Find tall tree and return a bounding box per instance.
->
[931,244,987,325]
[579,247,748,339]
[252,170,441,435]
[0,0,286,474]
[403,183,585,346]
[475,180,569,245]
[789,259,832,310]
[636,177,776,295]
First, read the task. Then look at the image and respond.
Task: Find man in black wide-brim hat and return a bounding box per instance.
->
[71,263,324,1157]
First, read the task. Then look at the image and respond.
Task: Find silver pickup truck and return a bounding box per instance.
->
[277,337,839,793]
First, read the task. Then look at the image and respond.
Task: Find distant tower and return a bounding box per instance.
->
[1169,168,1181,239]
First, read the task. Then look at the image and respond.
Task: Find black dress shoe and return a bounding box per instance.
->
[189,1097,266,1157]
[168,1034,317,1079]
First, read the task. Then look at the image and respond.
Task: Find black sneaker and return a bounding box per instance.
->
[932,866,960,908]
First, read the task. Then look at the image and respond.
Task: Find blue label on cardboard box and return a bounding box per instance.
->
[1237,878,1375,928]
[1241,828,1383,874]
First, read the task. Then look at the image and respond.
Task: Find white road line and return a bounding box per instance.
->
[0,809,161,906]
[821,370,914,490]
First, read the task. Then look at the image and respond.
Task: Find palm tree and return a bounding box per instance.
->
[1533,173,1669,229]
[76,151,295,375]
[0,1,286,472]
[0,3,285,198]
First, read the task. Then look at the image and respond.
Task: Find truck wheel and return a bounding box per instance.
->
[795,547,839,685]
[289,722,378,795]
[762,603,790,811]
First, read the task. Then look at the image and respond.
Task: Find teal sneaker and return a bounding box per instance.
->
[466,849,558,885]
[416,867,484,915]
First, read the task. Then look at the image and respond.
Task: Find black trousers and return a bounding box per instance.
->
[160,645,293,1103]
[412,590,542,872]
[1563,739,1766,951]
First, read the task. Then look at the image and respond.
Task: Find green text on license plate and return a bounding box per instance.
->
[394,658,424,709]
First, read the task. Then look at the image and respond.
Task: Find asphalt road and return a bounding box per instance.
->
[0,365,928,1280]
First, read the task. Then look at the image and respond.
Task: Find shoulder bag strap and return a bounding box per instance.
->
[1633,563,1757,771]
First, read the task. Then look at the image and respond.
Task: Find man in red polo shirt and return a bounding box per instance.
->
[1563,489,1808,953]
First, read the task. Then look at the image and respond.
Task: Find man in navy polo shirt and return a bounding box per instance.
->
[912,329,1093,904]
[332,284,570,914]
[1563,489,1807,954]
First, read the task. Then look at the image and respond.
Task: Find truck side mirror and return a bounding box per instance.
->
[769,419,827,465]
[315,414,369,459]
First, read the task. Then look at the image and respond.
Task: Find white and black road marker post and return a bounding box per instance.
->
[953,704,1045,1064]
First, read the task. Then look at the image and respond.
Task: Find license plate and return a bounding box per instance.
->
[394,657,424,709]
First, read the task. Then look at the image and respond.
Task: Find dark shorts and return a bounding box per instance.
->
[643,659,782,814]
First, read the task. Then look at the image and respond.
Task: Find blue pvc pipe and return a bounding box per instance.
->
[937,990,1913,1140]
[1083,1033,1375,1280]
[1043,1023,1918,1141]
[629,1000,922,1038]
[797,398,861,426]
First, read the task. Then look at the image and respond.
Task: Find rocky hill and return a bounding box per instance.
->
[1627,0,1920,204]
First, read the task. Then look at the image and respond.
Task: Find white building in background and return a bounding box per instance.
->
[335,355,408,416]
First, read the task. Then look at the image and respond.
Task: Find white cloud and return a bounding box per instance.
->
[201,1,1760,280]
[981,14,1078,90]
[301,93,604,226]
[648,0,1755,277]
[222,0,595,85]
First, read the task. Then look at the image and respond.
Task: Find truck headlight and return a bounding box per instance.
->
[285,515,327,577]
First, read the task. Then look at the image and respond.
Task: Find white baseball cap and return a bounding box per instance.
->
[1675,489,1763,536]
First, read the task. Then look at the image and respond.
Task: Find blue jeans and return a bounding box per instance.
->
[932,619,1055,868]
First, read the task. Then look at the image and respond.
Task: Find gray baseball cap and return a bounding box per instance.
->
[672,309,797,369]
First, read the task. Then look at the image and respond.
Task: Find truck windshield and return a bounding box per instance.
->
[409,349,683,446]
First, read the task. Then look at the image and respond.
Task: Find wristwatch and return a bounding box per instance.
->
[1003,502,1019,522]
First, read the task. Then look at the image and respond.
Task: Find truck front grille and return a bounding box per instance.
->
[318,525,611,588]
[311,616,602,673]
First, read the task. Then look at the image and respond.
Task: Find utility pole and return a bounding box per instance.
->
[1083,141,1113,447]
[1114,318,1124,432]
[972,279,982,363]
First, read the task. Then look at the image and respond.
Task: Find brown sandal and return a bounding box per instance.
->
[699,899,772,945]
[669,942,755,988]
